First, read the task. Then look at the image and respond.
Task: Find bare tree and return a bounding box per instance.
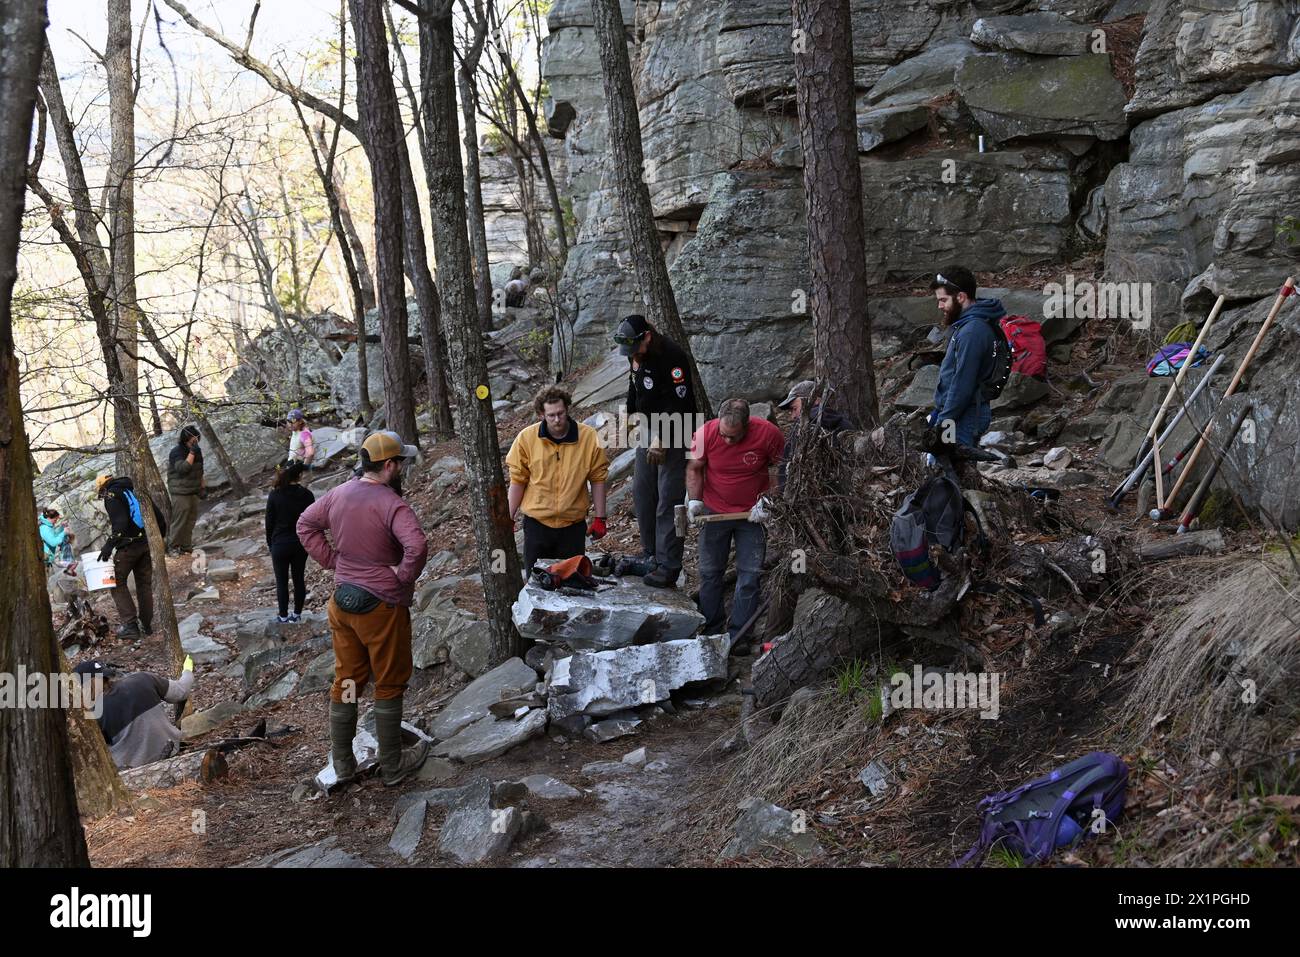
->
[455,0,493,331]
[30,44,185,672]
[349,0,419,443]
[418,0,524,662]
[0,0,91,866]
[792,0,879,426]
[163,0,454,437]
[588,0,709,415]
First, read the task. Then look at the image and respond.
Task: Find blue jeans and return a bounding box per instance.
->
[932,400,992,447]
[697,513,766,640]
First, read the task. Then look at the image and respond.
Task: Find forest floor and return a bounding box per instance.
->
[70,316,1298,868]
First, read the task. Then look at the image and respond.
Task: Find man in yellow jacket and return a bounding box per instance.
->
[507,385,609,575]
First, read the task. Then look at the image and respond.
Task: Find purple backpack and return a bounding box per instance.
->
[954,752,1128,866]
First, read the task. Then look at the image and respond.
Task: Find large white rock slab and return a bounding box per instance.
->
[512,578,705,651]
[548,635,729,718]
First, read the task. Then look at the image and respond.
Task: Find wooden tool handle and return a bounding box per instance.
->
[695,511,751,523]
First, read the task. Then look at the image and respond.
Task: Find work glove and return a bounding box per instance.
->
[919,426,941,453]
[588,516,607,539]
[687,499,706,520]
[97,545,113,563]
[748,496,770,525]
[183,655,194,673]
[646,446,666,467]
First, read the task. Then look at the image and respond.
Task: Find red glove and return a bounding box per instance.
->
[589,517,607,539]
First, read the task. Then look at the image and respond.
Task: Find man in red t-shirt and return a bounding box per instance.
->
[686,398,785,651]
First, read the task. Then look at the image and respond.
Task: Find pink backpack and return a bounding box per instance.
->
[1000,316,1047,379]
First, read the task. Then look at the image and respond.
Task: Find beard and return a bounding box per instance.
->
[390,473,404,497]
[941,298,962,326]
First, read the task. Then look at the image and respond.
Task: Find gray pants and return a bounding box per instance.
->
[168,493,199,552]
[697,515,766,639]
[633,446,686,574]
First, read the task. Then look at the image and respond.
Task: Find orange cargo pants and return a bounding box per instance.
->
[327,597,413,703]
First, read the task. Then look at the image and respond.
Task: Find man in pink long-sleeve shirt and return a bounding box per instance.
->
[297,430,430,788]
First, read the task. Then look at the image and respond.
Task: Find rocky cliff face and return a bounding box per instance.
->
[540,0,1300,526]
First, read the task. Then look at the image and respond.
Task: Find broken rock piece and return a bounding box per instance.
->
[432,709,548,765]
[719,801,825,861]
[548,635,729,718]
[512,577,705,651]
[431,657,541,740]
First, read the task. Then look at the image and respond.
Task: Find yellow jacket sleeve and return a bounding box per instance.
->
[585,429,609,484]
[505,430,530,485]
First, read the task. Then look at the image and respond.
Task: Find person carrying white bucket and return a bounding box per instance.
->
[95,474,168,639]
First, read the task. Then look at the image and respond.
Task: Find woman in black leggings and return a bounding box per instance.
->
[265,461,316,622]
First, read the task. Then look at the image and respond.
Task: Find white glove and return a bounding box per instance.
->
[687,499,706,520]
[748,496,770,524]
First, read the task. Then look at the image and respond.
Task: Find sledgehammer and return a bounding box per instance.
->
[673,505,751,538]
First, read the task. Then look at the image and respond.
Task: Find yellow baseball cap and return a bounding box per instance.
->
[361,430,418,463]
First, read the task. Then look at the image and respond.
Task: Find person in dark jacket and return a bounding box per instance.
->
[166,424,204,553]
[928,266,1002,448]
[96,474,167,638]
[615,313,698,588]
[75,657,194,769]
[775,379,855,490]
[266,460,316,623]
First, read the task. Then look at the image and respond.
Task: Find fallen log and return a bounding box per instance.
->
[119,747,228,791]
[1137,528,1226,562]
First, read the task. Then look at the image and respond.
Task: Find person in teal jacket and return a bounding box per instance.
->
[39,507,74,566]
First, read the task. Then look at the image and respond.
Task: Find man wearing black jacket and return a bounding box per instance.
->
[615,314,696,588]
[166,424,204,554]
[95,474,167,638]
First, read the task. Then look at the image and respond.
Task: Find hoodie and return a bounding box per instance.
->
[931,298,1004,436]
[39,515,70,564]
[167,437,204,496]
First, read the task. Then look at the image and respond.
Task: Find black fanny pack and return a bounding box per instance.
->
[334,582,381,614]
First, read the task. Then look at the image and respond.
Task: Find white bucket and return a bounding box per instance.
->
[81,551,117,591]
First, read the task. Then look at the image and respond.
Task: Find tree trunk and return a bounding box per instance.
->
[331,161,377,313]
[144,373,163,435]
[349,0,418,443]
[29,47,186,677]
[588,0,709,415]
[792,0,879,428]
[459,54,494,332]
[107,0,141,476]
[397,139,455,439]
[497,41,569,272]
[0,0,91,865]
[419,0,524,663]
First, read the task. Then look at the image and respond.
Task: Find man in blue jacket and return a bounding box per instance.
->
[928,266,1003,449]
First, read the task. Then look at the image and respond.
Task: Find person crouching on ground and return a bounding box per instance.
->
[76,656,194,769]
[506,385,609,576]
[296,431,430,788]
[266,460,315,623]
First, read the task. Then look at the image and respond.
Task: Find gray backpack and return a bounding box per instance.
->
[890,473,968,590]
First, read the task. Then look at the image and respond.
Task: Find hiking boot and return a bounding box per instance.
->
[643,567,678,588]
[277,615,291,624]
[115,619,142,639]
[614,555,654,578]
[139,619,154,636]
[374,697,428,787]
[288,612,302,624]
[329,700,359,787]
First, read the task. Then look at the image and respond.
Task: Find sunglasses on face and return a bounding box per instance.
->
[613,333,643,346]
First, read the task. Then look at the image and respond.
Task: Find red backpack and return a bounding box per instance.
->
[1000,315,1047,379]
